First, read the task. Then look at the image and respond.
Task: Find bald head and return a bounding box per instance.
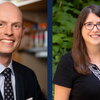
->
[0,2,19,8]
[0,2,23,20]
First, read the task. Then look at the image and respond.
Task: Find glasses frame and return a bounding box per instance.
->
[84,22,100,30]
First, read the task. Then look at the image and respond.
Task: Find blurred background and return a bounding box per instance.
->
[52,0,100,99]
[0,0,47,98]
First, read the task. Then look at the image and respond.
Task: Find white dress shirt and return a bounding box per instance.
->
[0,61,16,100]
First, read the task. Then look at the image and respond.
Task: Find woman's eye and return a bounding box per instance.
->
[97,23,100,26]
[87,23,92,26]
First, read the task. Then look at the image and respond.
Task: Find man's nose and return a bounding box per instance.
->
[5,25,13,36]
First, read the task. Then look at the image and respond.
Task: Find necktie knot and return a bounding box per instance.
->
[2,68,12,78]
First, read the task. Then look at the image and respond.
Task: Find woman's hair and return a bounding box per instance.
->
[71,4,100,75]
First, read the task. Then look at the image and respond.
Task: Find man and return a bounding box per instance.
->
[0,2,46,100]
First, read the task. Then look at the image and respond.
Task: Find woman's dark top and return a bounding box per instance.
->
[53,52,100,100]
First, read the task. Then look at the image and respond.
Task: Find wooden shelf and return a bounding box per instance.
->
[26,47,47,58]
[0,0,41,7]
[11,0,41,7]
[0,0,47,12]
[19,0,47,12]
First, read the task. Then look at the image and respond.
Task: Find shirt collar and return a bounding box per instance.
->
[0,60,14,75]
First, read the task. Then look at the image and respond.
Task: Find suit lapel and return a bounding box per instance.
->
[12,61,24,100]
[0,91,3,100]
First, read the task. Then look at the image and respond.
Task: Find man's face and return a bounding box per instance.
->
[0,5,23,55]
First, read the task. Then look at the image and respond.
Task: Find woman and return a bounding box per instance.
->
[53,4,100,100]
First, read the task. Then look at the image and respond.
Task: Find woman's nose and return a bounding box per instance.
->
[92,25,99,31]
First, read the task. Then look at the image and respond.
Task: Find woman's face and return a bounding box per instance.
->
[82,13,100,47]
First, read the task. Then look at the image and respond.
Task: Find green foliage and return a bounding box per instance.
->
[83,1,100,7]
[53,2,79,34]
[52,1,79,76]
[52,33,73,75]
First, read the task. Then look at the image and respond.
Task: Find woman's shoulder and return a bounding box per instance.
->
[53,52,75,87]
[59,52,74,67]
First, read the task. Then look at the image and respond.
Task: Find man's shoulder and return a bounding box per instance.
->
[12,60,35,76]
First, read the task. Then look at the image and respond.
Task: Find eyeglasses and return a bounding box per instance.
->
[84,22,100,30]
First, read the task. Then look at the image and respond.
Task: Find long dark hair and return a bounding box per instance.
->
[71,4,100,75]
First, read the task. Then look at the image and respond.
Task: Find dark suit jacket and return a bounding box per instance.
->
[0,61,46,100]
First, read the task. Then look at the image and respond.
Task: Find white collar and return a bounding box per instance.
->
[0,60,14,75]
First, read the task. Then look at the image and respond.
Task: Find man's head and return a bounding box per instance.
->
[0,2,24,56]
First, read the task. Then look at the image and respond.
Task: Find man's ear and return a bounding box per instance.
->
[22,26,25,36]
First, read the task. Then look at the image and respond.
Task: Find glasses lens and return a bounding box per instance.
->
[97,23,100,30]
[85,23,93,30]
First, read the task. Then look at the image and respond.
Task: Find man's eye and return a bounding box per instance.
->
[13,24,21,29]
[14,24,19,27]
[0,23,4,27]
